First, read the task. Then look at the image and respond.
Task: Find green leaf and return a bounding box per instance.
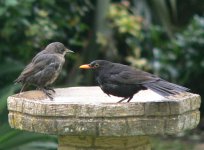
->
[0,7,7,16]
[5,0,18,6]
[0,131,57,149]
[0,61,24,77]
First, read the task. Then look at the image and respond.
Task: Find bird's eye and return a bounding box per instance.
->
[94,64,99,68]
[60,48,64,53]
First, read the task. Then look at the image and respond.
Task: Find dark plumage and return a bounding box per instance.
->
[15,42,73,99]
[79,60,190,103]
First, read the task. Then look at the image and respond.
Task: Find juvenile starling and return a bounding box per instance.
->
[15,42,73,99]
[79,60,190,103]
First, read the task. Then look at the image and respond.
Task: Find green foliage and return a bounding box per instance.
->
[0,0,204,149]
[151,136,194,150]
[102,2,150,69]
[150,15,204,89]
[108,3,142,37]
[144,15,204,112]
[0,0,92,62]
[0,123,57,150]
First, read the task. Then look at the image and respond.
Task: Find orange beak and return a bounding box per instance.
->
[79,64,91,69]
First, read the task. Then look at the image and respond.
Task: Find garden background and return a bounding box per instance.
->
[0,0,204,149]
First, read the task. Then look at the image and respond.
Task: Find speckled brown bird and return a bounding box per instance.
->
[15,42,73,99]
[79,60,190,103]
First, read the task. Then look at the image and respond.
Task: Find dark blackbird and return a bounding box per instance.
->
[79,60,190,103]
[15,42,73,99]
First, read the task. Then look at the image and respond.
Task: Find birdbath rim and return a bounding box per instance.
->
[8,86,197,105]
[7,86,201,136]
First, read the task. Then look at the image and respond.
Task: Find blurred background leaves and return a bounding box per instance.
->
[0,0,204,149]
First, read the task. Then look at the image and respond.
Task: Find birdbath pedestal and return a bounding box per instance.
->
[7,87,201,150]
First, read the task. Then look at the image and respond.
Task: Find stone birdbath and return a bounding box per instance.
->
[7,86,201,150]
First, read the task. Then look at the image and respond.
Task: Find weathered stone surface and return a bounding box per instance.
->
[7,87,200,136]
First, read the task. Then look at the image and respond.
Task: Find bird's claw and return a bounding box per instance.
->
[45,87,56,93]
[117,96,133,103]
[37,87,54,100]
[117,98,127,103]
[43,90,54,100]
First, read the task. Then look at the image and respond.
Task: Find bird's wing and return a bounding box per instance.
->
[15,53,60,82]
[31,50,47,62]
[109,68,159,85]
[16,50,47,78]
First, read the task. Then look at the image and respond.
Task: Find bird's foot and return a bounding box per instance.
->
[106,94,111,97]
[117,96,133,103]
[43,89,54,100]
[117,97,128,103]
[44,86,56,93]
[127,96,133,102]
[37,87,54,100]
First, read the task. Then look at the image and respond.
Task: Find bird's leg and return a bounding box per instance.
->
[17,84,27,97]
[127,96,133,102]
[20,84,27,93]
[117,97,128,103]
[105,93,111,97]
[44,86,55,93]
[38,87,54,100]
[117,96,133,103]
[43,88,54,100]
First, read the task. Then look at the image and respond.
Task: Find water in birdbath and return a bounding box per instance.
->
[53,86,167,104]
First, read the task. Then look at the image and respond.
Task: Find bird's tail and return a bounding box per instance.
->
[143,80,190,96]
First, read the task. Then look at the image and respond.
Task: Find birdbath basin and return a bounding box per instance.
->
[7,86,201,150]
